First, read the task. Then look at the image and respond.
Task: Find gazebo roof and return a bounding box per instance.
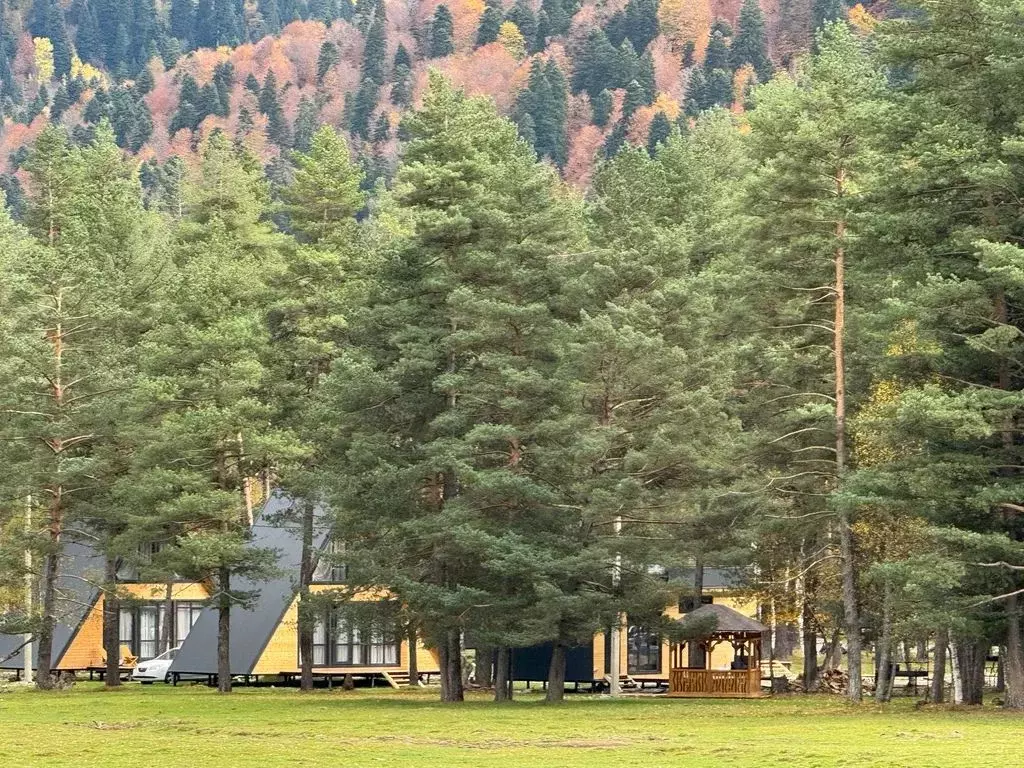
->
[677,603,767,635]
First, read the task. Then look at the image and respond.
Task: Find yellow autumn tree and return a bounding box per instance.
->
[70,55,108,87]
[658,0,712,62]
[496,21,526,59]
[33,37,54,82]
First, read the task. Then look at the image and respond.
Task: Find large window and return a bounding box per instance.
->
[119,601,204,659]
[627,625,662,674]
[312,540,347,584]
[309,609,399,667]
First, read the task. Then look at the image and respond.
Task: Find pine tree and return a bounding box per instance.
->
[704,28,730,72]
[271,125,365,687]
[258,71,281,115]
[591,88,613,127]
[258,0,282,33]
[730,0,772,82]
[636,49,656,104]
[391,64,412,107]
[541,0,570,36]
[393,43,412,71]
[361,6,387,84]
[429,5,455,58]
[617,39,640,88]
[348,78,378,138]
[49,83,71,121]
[371,112,390,142]
[0,125,171,688]
[743,23,887,702]
[136,131,295,694]
[75,5,104,63]
[292,97,318,151]
[571,29,619,99]
[621,78,645,120]
[505,0,537,48]
[623,0,659,52]
[646,110,671,154]
[322,74,588,702]
[476,3,503,45]
[316,40,340,82]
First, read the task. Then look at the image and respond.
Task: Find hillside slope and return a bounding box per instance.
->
[0,0,845,191]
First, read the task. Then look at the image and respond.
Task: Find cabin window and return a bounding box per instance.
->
[312,540,348,583]
[627,625,662,674]
[308,608,399,667]
[119,601,204,659]
[678,594,714,613]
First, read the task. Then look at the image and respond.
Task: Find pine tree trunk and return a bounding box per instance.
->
[36,526,61,690]
[494,646,512,702]
[546,642,566,702]
[687,556,705,668]
[161,581,174,654]
[1002,594,1024,708]
[832,183,862,703]
[103,555,121,687]
[930,629,947,703]
[875,580,893,703]
[217,566,232,694]
[298,501,315,692]
[407,624,419,685]
[438,628,464,702]
[476,645,493,687]
[801,589,818,692]
[955,637,986,705]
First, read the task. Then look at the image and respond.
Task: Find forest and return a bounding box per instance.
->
[2,0,1024,713]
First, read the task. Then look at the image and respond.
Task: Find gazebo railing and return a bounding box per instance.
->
[668,667,761,696]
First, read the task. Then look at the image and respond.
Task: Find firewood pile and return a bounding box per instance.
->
[780,668,871,694]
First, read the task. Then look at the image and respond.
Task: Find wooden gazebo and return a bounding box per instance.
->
[667,603,767,698]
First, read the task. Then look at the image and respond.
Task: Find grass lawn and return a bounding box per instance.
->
[1,684,1020,768]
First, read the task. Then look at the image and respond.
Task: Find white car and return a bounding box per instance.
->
[131,646,181,684]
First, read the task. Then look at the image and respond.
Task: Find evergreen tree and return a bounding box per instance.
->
[812,0,842,32]
[514,58,568,167]
[393,43,412,71]
[505,0,537,48]
[571,29,620,99]
[390,65,412,107]
[617,39,640,87]
[292,96,319,151]
[308,0,336,23]
[136,131,295,694]
[646,110,671,154]
[730,0,772,82]
[361,6,387,84]
[258,71,281,115]
[621,78,645,120]
[541,0,570,36]
[322,74,588,703]
[0,125,170,688]
[75,5,104,63]
[704,28,730,72]
[348,77,378,138]
[271,125,365,687]
[258,0,282,33]
[636,49,656,104]
[317,40,340,82]
[623,0,659,52]
[591,88,613,127]
[742,22,887,702]
[49,83,71,122]
[371,112,390,142]
[429,5,455,58]
[476,1,503,45]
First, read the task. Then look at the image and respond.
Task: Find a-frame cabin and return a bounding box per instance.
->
[169,494,440,688]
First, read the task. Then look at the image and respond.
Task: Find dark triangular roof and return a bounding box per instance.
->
[0,541,104,670]
[168,494,329,676]
[677,603,766,634]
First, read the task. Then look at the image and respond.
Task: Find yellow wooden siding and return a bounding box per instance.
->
[57,582,210,670]
[252,588,440,676]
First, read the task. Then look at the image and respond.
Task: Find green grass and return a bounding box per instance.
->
[0,683,1020,767]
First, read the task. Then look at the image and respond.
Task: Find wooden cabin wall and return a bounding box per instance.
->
[252,587,440,676]
[57,582,210,669]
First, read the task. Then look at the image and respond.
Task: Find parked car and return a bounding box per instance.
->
[131,645,181,684]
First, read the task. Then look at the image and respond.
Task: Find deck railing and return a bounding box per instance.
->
[668,667,761,697]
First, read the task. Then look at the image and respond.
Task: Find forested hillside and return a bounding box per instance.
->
[0,0,844,193]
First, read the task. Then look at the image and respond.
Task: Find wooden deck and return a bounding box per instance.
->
[666,668,764,698]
